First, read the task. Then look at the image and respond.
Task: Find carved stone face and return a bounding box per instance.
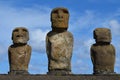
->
[94,28,111,43]
[51,8,69,29]
[12,27,29,44]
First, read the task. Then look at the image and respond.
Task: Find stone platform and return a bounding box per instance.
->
[0,74,120,80]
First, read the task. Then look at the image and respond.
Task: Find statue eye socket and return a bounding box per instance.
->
[63,10,68,14]
[53,10,58,13]
[13,29,19,32]
[22,29,27,32]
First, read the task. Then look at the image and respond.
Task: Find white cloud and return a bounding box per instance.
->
[0,4,51,28]
[71,39,94,74]
[84,39,95,50]
[30,29,49,53]
[109,20,120,36]
[70,10,96,31]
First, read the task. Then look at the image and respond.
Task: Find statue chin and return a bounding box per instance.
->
[13,39,27,44]
[52,22,68,29]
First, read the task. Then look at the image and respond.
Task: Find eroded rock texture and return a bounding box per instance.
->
[46,7,73,75]
[91,28,116,74]
[8,27,31,75]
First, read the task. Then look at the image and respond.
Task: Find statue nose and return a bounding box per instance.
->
[58,13,63,18]
[16,31,24,37]
[58,11,63,18]
[16,34,23,37]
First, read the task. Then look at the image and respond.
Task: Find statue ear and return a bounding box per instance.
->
[26,29,29,41]
[27,35,29,41]
[93,30,96,39]
[12,36,13,40]
[11,28,17,40]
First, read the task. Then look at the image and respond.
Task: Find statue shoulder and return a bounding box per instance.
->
[26,44,31,49]
[8,44,14,50]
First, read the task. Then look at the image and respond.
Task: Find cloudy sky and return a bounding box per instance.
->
[0,0,120,74]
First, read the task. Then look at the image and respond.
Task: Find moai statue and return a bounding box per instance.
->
[90,28,116,74]
[46,7,73,75]
[8,27,31,75]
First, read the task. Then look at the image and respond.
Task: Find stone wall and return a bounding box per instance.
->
[0,74,120,80]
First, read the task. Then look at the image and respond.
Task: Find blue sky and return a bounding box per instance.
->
[0,0,120,74]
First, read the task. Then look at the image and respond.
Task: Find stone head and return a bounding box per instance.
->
[93,28,111,43]
[51,7,69,30]
[12,27,29,44]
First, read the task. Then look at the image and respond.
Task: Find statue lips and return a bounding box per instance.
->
[58,15,64,20]
[58,18,64,22]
